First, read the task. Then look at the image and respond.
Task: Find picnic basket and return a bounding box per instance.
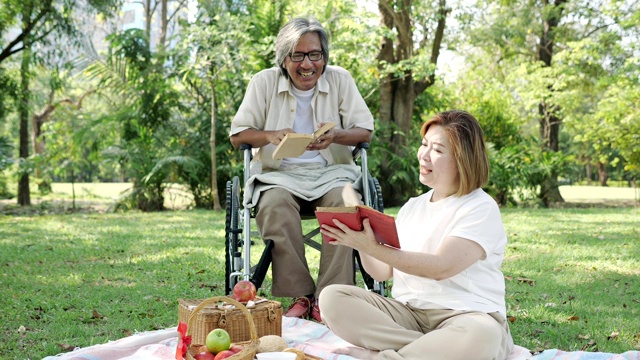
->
[178,296,282,345]
[185,296,258,360]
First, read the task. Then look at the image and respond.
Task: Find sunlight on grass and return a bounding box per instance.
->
[1,207,638,358]
[502,213,639,353]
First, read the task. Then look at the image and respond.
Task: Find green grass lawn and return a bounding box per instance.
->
[0,187,638,359]
[499,208,639,353]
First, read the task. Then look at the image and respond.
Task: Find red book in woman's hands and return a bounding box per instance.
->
[315,205,400,249]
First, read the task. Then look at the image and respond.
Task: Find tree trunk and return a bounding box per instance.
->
[31,106,50,185]
[597,162,608,186]
[538,101,564,204]
[144,0,152,41]
[536,0,567,206]
[376,0,447,206]
[32,101,57,193]
[17,38,31,206]
[376,0,397,205]
[158,0,168,64]
[210,78,221,211]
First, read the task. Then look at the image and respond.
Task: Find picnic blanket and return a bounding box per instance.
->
[43,316,640,360]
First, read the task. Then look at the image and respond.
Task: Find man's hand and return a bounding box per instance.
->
[307,129,336,150]
[307,122,338,150]
[267,128,294,145]
[307,124,372,150]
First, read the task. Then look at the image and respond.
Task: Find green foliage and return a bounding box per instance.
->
[446,61,538,205]
[142,155,202,186]
[593,57,640,181]
[83,28,186,211]
[319,3,379,102]
[2,0,638,208]
[246,0,291,71]
[0,0,121,65]
[464,0,640,202]
[0,134,11,169]
[0,67,17,120]
[370,120,422,198]
[107,29,152,72]
[171,8,254,208]
[487,142,538,206]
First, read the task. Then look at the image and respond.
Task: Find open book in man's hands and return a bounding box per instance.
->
[315,205,400,249]
[272,122,336,160]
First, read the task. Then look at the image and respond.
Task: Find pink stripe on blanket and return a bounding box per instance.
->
[281,317,537,360]
[42,317,639,360]
[282,317,356,359]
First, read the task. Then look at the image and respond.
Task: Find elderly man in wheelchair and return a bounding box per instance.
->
[227,17,378,323]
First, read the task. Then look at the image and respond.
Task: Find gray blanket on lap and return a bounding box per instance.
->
[243,163,362,208]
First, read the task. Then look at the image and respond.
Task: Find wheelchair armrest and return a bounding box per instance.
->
[352,142,370,159]
[239,143,252,151]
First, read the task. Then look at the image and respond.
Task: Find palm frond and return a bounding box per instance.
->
[142,155,203,184]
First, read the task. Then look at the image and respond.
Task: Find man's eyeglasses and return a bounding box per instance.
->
[289,51,324,62]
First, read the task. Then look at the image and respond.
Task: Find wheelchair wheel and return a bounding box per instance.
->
[224,176,242,295]
[369,176,384,212]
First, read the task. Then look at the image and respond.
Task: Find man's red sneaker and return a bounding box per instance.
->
[310,302,322,323]
[284,296,313,318]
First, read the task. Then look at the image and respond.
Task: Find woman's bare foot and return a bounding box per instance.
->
[334,346,380,360]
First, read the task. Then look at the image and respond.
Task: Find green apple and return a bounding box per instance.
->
[205,328,231,354]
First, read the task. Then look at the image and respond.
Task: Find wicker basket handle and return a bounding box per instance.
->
[186,296,258,342]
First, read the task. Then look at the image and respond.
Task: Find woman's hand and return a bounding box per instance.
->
[320,218,378,252]
[322,218,393,281]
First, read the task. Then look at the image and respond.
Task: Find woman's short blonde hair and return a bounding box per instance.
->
[420,110,489,196]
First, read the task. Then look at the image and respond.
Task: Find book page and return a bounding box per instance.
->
[316,206,359,214]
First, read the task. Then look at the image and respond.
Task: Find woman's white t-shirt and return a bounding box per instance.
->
[391,188,508,319]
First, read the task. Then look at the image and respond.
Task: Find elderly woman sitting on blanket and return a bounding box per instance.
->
[229,16,374,323]
[319,110,515,360]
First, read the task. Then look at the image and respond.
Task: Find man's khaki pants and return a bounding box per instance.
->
[256,187,354,298]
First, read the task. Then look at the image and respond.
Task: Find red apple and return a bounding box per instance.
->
[194,351,216,360]
[232,280,257,302]
[229,344,243,354]
[213,350,235,360]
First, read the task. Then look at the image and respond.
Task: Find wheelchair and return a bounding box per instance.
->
[224,142,386,298]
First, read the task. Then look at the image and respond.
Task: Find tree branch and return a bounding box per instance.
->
[167,0,189,23]
[414,0,449,95]
[0,0,53,64]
